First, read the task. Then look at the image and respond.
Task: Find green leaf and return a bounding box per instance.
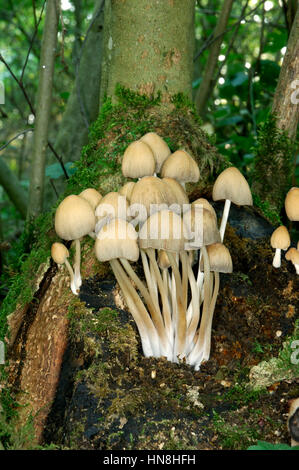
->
[231,72,248,87]
[45,162,77,179]
[248,440,299,451]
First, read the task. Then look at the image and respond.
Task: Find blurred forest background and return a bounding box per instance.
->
[0,0,298,302]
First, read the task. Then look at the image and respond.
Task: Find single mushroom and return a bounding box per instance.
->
[51,242,77,295]
[54,195,96,293]
[95,191,129,234]
[119,181,136,203]
[95,218,161,358]
[285,247,299,274]
[79,188,102,211]
[189,242,233,369]
[79,188,102,239]
[162,177,189,214]
[212,166,253,242]
[129,176,170,225]
[140,132,171,174]
[285,187,299,221]
[160,150,200,189]
[270,225,291,268]
[122,140,156,179]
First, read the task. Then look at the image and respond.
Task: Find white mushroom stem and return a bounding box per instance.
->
[110,258,160,357]
[167,250,186,360]
[219,199,231,242]
[73,239,82,290]
[200,271,219,363]
[145,248,174,351]
[185,254,200,355]
[180,251,189,311]
[119,257,172,360]
[293,263,299,274]
[272,248,281,268]
[140,250,161,316]
[187,245,211,368]
[64,259,78,296]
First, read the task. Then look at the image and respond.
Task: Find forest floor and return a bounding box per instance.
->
[41,204,299,451]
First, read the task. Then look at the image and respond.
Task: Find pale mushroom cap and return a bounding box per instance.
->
[212,167,253,206]
[95,191,129,220]
[140,132,171,173]
[160,150,200,184]
[79,188,102,210]
[162,177,189,207]
[139,209,189,252]
[285,247,299,264]
[119,181,136,202]
[51,242,69,265]
[184,206,221,248]
[55,195,96,241]
[158,250,171,270]
[285,187,299,221]
[95,219,139,262]
[270,225,291,250]
[192,198,217,220]
[205,242,233,273]
[129,176,170,220]
[121,140,155,178]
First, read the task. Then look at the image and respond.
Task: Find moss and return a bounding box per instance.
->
[251,114,295,214]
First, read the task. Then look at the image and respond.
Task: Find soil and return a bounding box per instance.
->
[42,203,299,451]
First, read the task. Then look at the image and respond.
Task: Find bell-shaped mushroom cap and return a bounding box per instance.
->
[95,191,129,219]
[79,188,102,210]
[129,176,170,222]
[184,206,221,249]
[55,195,96,241]
[158,250,171,270]
[139,209,189,253]
[270,225,291,250]
[162,177,189,207]
[51,242,69,265]
[140,132,171,173]
[121,140,155,178]
[285,187,299,221]
[212,167,253,206]
[201,243,233,273]
[285,247,299,264]
[95,219,139,263]
[192,198,217,220]
[160,150,200,184]
[119,181,135,203]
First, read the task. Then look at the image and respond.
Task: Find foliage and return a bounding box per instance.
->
[250,114,295,212]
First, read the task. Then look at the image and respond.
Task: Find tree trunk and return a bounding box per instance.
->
[27,0,59,220]
[271,6,299,140]
[100,0,195,104]
[195,0,234,117]
[0,156,28,219]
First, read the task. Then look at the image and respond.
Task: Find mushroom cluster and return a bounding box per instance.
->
[270,187,299,274]
[51,132,253,370]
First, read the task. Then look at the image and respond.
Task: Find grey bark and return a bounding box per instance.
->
[27,0,59,220]
[101,0,195,105]
[195,0,234,117]
[272,6,299,140]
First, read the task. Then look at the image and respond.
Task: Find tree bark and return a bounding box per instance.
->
[195,0,234,117]
[271,6,299,140]
[0,156,28,219]
[27,0,59,220]
[100,0,195,104]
